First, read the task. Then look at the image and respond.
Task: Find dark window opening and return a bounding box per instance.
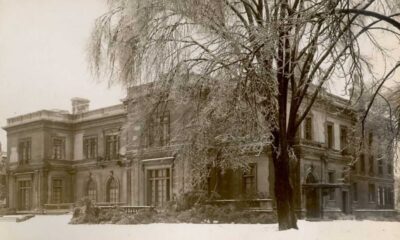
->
[18,139,31,164]
[105,134,119,160]
[83,136,98,159]
[327,123,334,149]
[52,137,65,160]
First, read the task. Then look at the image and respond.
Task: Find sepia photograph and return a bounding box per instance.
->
[1,0,400,239]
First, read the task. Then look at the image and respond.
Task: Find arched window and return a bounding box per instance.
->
[87,179,97,202]
[106,178,119,203]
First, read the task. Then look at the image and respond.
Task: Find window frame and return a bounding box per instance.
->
[18,138,32,164]
[326,122,334,149]
[52,137,66,160]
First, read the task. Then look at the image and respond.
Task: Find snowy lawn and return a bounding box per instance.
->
[0,214,399,240]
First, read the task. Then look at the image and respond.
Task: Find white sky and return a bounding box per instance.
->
[0,0,125,149]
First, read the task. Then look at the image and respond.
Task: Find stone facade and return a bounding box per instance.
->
[2,88,396,216]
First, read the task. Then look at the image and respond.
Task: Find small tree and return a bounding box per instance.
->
[89,0,400,229]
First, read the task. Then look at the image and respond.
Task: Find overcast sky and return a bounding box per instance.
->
[0,0,125,149]
[0,1,399,152]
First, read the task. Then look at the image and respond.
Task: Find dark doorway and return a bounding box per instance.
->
[18,180,32,210]
[305,169,320,218]
[305,187,320,218]
[342,191,349,214]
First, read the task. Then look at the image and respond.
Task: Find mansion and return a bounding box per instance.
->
[2,86,396,217]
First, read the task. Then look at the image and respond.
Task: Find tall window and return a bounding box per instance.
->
[378,158,383,175]
[340,126,348,153]
[243,164,257,195]
[87,179,97,202]
[304,117,312,140]
[18,138,31,164]
[106,178,119,203]
[368,155,374,175]
[359,153,365,174]
[328,171,335,200]
[326,122,334,149]
[352,182,358,202]
[147,168,170,206]
[368,183,375,202]
[368,132,373,148]
[52,137,65,160]
[52,179,63,204]
[387,163,393,175]
[147,112,170,147]
[105,134,119,160]
[83,136,97,159]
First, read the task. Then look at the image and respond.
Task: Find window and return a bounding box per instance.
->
[18,138,31,164]
[105,134,119,160]
[328,171,335,200]
[52,179,63,204]
[147,168,170,206]
[243,164,257,195]
[340,126,348,153]
[87,179,97,202]
[387,163,393,175]
[359,153,365,174]
[326,123,334,149]
[352,182,358,202]
[368,183,375,202]
[368,155,374,175]
[304,117,312,140]
[147,112,170,147]
[368,132,373,148]
[378,159,383,175]
[106,178,119,203]
[52,137,65,160]
[83,136,97,159]
[18,180,32,210]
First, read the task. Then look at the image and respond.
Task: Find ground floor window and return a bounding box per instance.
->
[368,183,375,202]
[52,179,63,204]
[147,168,170,206]
[106,178,119,203]
[242,164,257,196]
[87,179,97,202]
[18,180,32,210]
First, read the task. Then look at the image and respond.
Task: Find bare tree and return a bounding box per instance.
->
[89,0,400,230]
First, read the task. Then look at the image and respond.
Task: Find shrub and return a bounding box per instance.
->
[70,197,277,225]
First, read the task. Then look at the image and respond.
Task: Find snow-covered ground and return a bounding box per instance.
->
[0,215,399,240]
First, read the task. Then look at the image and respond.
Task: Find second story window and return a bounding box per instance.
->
[378,158,383,175]
[340,126,348,153]
[105,134,119,160]
[387,163,393,175]
[147,111,170,147]
[326,123,334,149]
[18,138,31,164]
[368,132,373,148]
[359,153,365,174]
[83,136,97,159]
[52,137,65,160]
[304,117,312,141]
[368,155,374,175]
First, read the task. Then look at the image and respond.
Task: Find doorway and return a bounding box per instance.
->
[18,180,32,210]
[342,191,349,214]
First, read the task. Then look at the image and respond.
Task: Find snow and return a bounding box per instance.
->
[0,215,399,240]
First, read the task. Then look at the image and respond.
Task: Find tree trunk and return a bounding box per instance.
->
[271,131,298,230]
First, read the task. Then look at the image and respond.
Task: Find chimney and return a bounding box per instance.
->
[71,98,90,114]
